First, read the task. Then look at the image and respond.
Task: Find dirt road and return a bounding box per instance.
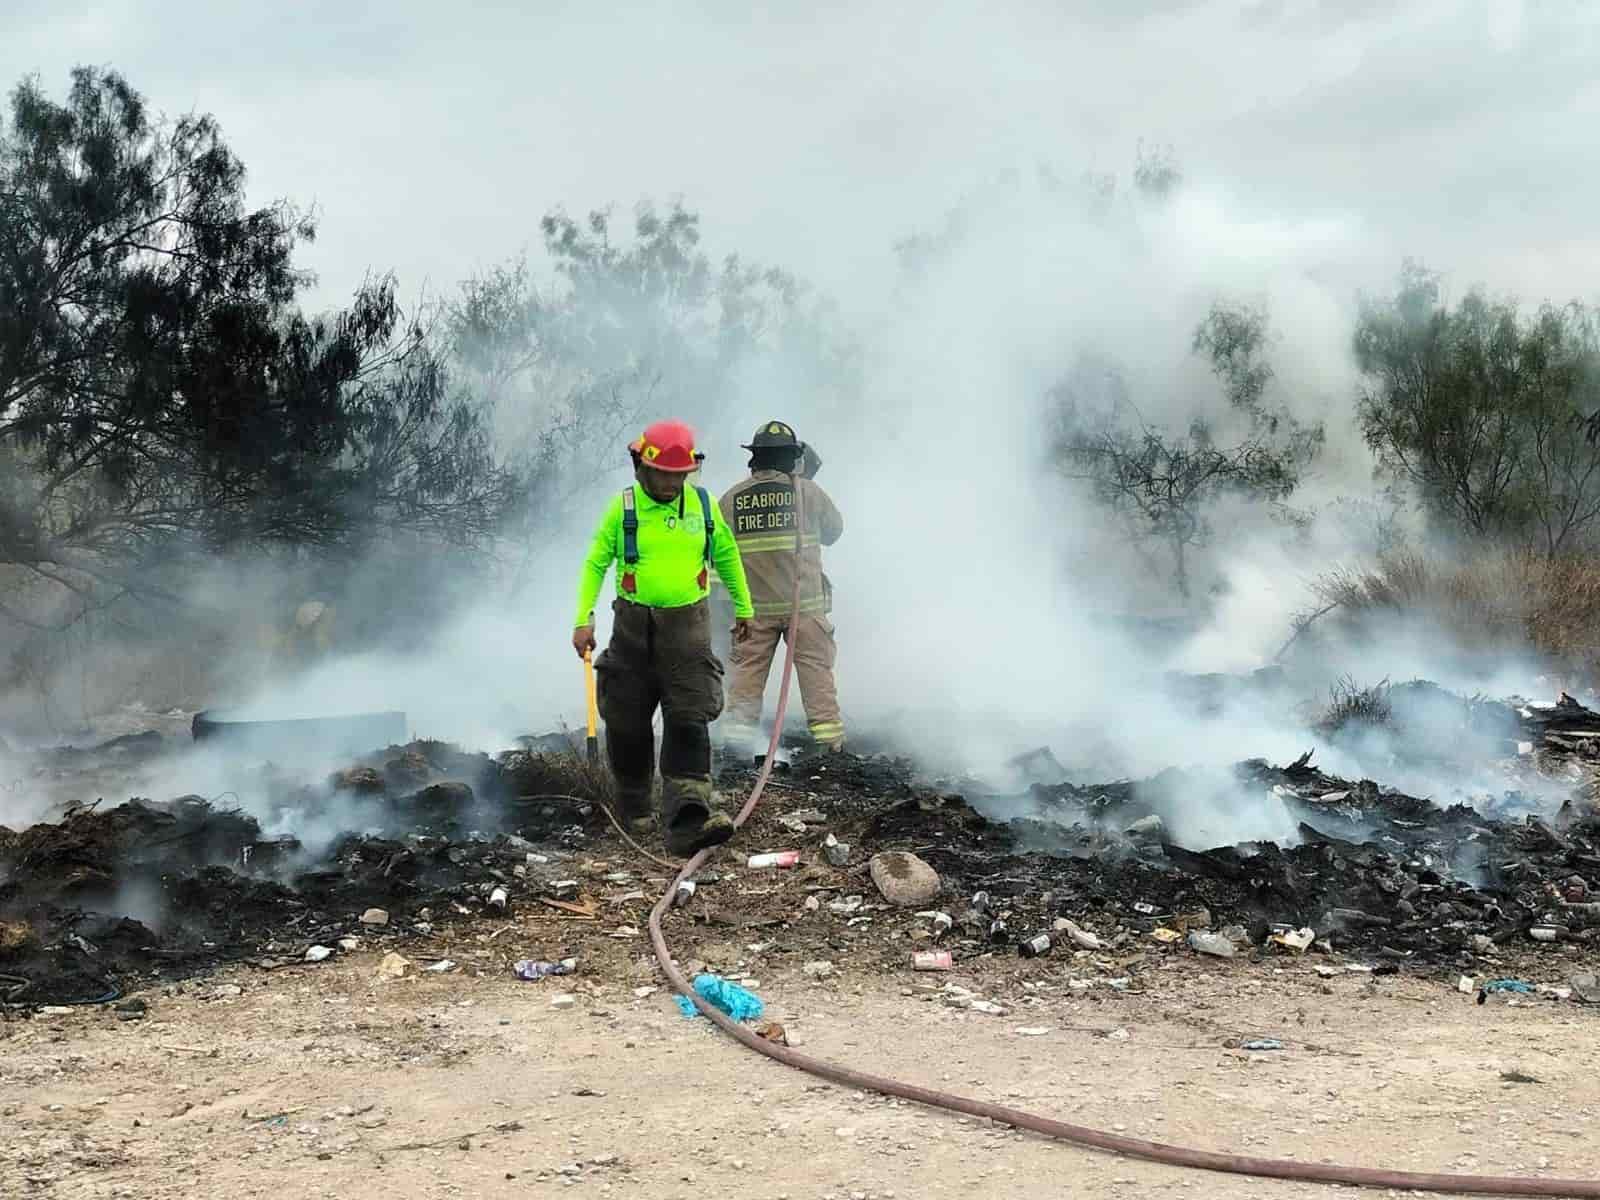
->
[4,946,1597,1200]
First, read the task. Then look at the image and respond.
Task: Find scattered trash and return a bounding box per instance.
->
[1458,975,1475,994]
[828,894,863,916]
[1269,927,1314,954]
[1015,1026,1051,1037]
[488,886,509,911]
[1017,931,1054,958]
[912,950,954,971]
[633,986,657,999]
[1105,1027,1130,1041]
[969,1000,1006,1016]
[802,960,835,979]
[673,880,697,907]
[1052,919,1103,951]
[1187,930,1235,959]
[821,833,850,867]
[425,959,456,973]
[788,808,828,825]
[1477,978,1535,1005]
[337,937,360,952]
[674,974,765,1021]
[550,880,580,900]
[747,851,801,870]
[1239,1038,1284,1051]
[359,908,389,927]
[1150,927,1183,944]
[374,951,413,980]
[303,945,333,963]
[550,993,577,1010]
[988,917,1009,943]
[778,815,809,836]
[1529,925,1563,943]
[514,958,577,981]
[1132,901,1159,915]
[869,851,941,907]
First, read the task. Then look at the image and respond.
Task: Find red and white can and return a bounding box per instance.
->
[912,950,954,971]
[747,850,801,869]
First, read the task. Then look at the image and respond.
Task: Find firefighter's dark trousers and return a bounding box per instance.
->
[594,597,724,834]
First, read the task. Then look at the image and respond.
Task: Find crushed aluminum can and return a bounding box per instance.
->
[1132,901,1158,915]
[988,918,1009,944]
[673,880,697,907]
[912,950,954,971]
[550,880,580,900]
[747,851,801,869]
[488,886,509,910]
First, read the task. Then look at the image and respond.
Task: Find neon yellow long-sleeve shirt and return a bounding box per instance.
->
[573,486,754,628]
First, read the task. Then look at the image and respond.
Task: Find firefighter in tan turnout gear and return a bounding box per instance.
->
[719,420,846,751]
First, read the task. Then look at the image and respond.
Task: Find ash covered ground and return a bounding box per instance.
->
[4,680,1600,1010]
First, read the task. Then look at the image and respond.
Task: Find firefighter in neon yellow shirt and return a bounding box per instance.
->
[572,419,755,855]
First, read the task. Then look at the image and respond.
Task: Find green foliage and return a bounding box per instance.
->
[0,68,516,613]
[1355,262,1600,552]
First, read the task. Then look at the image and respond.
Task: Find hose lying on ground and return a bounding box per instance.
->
[643,475,1600,1198]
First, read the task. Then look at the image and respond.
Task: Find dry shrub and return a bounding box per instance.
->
[1317,675,1393,734]
[1314,549,1600,686]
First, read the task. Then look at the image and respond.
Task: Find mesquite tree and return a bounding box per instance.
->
[0,68,515,623]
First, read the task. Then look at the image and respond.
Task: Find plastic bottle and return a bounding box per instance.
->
[514,957,577,980]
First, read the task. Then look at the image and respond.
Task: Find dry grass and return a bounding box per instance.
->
[1317,675,1393,734]
[1313,548,1600,687]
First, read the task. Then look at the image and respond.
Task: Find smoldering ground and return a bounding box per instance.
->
[5,4,1600,849]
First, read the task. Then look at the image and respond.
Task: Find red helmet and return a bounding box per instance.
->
[629,419,703,473]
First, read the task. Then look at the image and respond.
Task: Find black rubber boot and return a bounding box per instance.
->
[662,776,734,856]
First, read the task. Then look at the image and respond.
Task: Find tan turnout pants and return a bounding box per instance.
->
[725,614,844,746]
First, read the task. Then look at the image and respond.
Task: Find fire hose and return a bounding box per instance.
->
[631,480,1600,1198]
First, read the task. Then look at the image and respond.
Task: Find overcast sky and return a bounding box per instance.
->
[4,0,1597,312]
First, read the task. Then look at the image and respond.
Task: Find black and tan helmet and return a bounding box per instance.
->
[742,420,801,451]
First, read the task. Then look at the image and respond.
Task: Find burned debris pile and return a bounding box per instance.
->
[871,699,1600,969]
[3,684,1599,1007]
[0,741,610,1006]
